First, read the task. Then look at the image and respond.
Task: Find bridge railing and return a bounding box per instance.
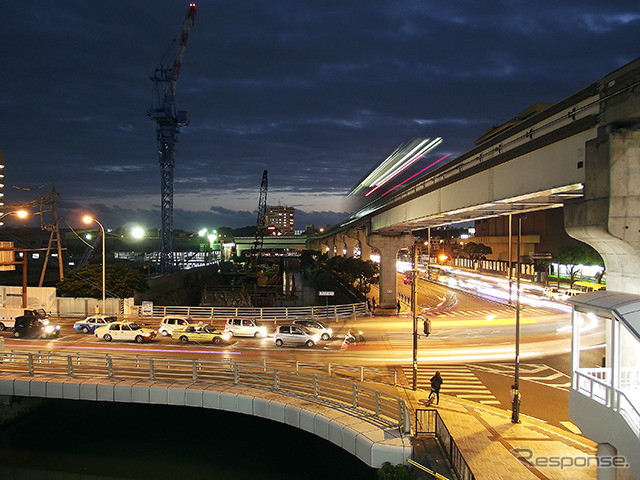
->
[130,302,369,321]
[0,351,411,435]
[415,408,476,480]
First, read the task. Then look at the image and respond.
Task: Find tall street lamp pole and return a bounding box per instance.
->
[512,214,522,423]
[83,216,105,314]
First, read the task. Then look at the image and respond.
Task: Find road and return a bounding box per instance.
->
[0,272,603,433]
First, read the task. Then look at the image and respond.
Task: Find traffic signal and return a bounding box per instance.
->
[423,318,431,336]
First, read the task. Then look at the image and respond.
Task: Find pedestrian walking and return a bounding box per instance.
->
[366,298,371,312]
[372,297,376,312]
[428,371,443,405]
[397,300,401,313]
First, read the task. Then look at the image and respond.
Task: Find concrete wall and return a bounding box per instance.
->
[0,375,411,469]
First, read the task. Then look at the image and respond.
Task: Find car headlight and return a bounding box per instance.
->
[44,325,54,334]
[222,333,231,341]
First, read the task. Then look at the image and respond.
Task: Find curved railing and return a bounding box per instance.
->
[0,350,411,435]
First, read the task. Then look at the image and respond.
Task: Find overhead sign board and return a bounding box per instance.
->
[318,291,335,296]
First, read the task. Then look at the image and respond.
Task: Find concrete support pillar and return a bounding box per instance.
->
[597,443,617,480]
[353,229,371,260]
[326,238,337,258]
[368,232,414,309]
[342,235,358,258]
[565,130,640,294]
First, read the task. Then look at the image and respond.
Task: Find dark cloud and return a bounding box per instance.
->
[2,1,639,231]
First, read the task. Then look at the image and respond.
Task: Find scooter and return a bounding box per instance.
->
[343,330,366,345]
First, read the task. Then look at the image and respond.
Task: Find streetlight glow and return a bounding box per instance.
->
[131,227,145,239]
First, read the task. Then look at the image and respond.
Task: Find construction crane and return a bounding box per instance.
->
[253,170,268,254]
[148,3,197,274]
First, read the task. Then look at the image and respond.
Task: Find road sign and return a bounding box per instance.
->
[531,253,553,260]
[318,291,335,296]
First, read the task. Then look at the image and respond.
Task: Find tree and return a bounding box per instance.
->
[553,244,603,287]
[56,263,149,298]
[462,242,492,269]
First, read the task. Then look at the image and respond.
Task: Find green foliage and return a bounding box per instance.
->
[462,241,492,261]
[376,462,413,480]
[56,263,149,299]
[553,244,604,286]
[324,256,379,293]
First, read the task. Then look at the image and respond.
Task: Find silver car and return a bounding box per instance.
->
[292,319,333,340]
[274,324,320,348]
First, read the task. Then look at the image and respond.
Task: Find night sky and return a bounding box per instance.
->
[2,1,639,232]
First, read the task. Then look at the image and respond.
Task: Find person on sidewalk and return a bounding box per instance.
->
[428,371,443,405]
[372,297,376,312]
[397,300,401,313]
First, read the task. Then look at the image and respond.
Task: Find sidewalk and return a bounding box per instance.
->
[361,307,598,479]
[396,387,597,479]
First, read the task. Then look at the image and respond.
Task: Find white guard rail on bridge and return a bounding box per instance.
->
[131,302,369,321]
[0,351,411,435]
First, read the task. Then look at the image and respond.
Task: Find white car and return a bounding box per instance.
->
[224,318,268,338]
[158,316,193,336]
[293,319,333,340]
[94,321,157,343]
[73,315,117,334]
[273,324,320,348]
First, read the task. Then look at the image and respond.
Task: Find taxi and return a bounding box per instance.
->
[171,323,231,345]
[94,320,157,343]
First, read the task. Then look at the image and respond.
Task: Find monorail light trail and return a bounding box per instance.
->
[382,153,451,197]
[347,137,443,198]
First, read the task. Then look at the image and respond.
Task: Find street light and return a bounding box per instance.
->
[0,210,29,308]
[83,215,105,314]
[0,209,28,225]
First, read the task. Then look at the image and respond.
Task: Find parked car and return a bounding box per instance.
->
[94,321,157,343]
[171,323,231,345]
[293,319,333,340]
[224,318,268,338]
[13,315,60,339]
[73,315,118,334]
[158,316,193,336]
[273,324,320,348]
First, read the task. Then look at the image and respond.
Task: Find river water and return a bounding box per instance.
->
[0,399,377,479]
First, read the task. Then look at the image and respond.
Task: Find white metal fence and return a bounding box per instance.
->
[0,350,410,435]
[130,302,369,321]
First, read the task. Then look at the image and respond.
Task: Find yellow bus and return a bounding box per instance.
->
[573,281,606,293]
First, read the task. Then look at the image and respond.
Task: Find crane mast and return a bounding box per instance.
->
[148,3,197,273]
[254,170,268,255]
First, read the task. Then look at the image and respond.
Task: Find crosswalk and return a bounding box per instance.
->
[400,364,502,405]
[472,362,571,391]
[427,306,558,318]
[400,361,572,406]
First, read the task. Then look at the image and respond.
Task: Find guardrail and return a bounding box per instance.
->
[0,351,411,435]
[130,302,369,321]
[415,408,476,480]
[574,369,640,437]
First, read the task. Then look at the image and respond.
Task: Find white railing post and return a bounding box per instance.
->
[149,359,155,380]
[192,360,198,382]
